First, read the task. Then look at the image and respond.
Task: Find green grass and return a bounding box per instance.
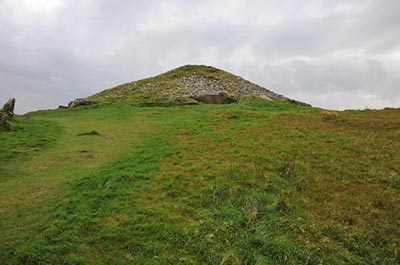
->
[0,100,399,264]
[0,116,62,179]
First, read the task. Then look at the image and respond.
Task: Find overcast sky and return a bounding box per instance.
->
[1,0,399,113]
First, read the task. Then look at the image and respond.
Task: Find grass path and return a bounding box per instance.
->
[0,107,156,257]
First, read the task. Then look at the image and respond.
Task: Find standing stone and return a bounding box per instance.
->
[0,98,15,131]
[2,98,16,118]
[0,112,8,124]
[0,112,9,131]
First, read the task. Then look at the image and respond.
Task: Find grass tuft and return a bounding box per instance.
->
[77,130,101,136]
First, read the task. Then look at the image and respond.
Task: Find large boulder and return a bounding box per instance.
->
[68,99,96,108]
[195,92,236,104]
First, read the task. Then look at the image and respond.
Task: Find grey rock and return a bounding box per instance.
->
[259,95,272,101]
[68,99,96,108]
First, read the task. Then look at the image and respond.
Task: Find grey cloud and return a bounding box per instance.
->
[0,0,399,113]
[256,59,400,109]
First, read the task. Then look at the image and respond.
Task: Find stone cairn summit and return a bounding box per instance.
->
[67,65,311,107]
[140,65,310,106]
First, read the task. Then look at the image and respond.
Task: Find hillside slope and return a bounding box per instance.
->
[1,98,399,264]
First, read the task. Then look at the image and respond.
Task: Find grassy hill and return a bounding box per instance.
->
[83,65,308,107]
[0,66,399,264]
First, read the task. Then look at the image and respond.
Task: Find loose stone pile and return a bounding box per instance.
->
[173,74,286,103]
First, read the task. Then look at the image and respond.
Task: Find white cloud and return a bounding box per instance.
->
[21,0,61,12]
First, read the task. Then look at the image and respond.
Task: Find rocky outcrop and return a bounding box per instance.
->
[68,99,96,108]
